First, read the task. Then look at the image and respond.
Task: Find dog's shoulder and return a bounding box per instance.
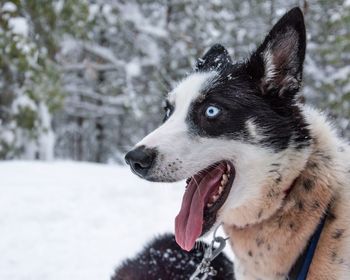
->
[304,106,350,279]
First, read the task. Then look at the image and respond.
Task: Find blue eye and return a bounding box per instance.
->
[205,106,221,118]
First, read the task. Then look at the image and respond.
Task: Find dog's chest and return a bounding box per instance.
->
[224,222,301,280]
[224,194,350,280]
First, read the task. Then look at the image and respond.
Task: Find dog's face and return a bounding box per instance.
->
[125,8,312,251]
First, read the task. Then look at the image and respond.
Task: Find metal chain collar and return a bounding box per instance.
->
[190,224,229,280]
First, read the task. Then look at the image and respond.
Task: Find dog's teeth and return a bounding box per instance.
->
[207,203,213,208]
[222,174,228,184]
[227,164,231,172]
[212,194,219,202]
[218,185,224,194]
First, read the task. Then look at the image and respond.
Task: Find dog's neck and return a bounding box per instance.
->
[223,109,341,280]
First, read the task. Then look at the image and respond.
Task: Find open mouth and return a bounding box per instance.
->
[175,160,235,251]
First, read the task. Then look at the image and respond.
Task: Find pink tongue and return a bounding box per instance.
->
[175,163,225,251]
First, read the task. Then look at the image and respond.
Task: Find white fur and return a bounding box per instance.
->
[137,72,215,149]
[263,48,277,82]
[135,71,311,229]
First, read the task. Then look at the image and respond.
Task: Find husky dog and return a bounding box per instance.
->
[125,7,350,280]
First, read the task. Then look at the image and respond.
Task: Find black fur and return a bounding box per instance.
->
[195,44,232,72]
[248,7,306,95]
[185,7,311,152]
[112,233,234,280]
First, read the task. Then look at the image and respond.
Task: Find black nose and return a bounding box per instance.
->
[125,146,156,178]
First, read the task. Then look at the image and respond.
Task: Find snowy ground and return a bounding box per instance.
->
[0,161,233,280]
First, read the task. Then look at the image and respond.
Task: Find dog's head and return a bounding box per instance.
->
[125,8,312,251]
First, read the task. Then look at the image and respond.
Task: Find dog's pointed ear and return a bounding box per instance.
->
[247,7,306,97]
[195,44,232,72]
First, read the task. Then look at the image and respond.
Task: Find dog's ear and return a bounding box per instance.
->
[195,44,232,72]
[247,7,306,98]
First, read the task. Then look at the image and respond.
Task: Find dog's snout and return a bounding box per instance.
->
[125,146,156,178]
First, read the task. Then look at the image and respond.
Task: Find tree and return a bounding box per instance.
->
[0,0,89,159]
[1,0,349,162]
[303,0,350,136]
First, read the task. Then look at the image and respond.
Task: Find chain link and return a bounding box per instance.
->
[189,224,228,280]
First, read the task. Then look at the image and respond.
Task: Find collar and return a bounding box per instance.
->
[288,211,328,280]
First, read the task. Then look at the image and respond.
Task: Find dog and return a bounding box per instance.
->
[125,7,350,280]
[112,233,234,279]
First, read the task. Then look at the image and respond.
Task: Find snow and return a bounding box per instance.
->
[329,66,350,81]
[126,60,141,77]
[83,43,125,68]
[11,94,37,114]
[0,161,233,280]
[1,130,14,144]
[60,37,80,56]
[121,3,167,38]
[8,17,28,36]
[2,2,17,12]
[88,4,100,21]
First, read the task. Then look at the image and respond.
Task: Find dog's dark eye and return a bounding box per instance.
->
[205,105,221,119]
[163,101,174,122]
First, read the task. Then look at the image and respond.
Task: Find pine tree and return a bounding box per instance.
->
[0,0,89,159]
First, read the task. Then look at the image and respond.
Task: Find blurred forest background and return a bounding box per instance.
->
[0,0,349,163]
